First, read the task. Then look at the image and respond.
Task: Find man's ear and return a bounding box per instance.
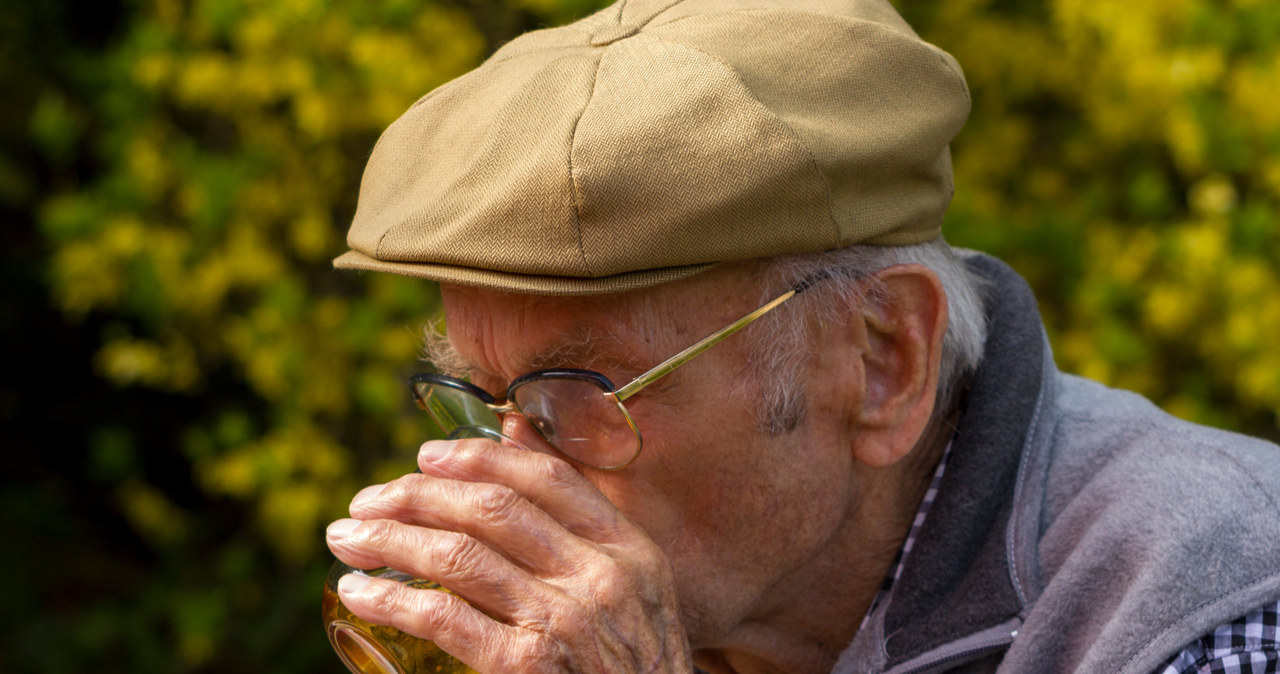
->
[848,264,948,468]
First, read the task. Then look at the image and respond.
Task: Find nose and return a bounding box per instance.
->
[501,412,559,458]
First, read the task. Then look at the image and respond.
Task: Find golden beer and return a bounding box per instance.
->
[323,561,477,674]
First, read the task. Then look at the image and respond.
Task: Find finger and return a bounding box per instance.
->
[415,433,635,544]
[335,572,507,671]
[337,573,565,674]
[347,474,595,575]
[327,517,564,625]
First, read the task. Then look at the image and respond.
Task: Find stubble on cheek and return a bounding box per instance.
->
[655,462,793,643]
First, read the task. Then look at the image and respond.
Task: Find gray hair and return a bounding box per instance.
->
[744,238,989,435]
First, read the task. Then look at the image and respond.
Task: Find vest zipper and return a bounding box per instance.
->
[883,617,1022,674]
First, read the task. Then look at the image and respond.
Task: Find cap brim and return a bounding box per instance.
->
[333,249,718,296]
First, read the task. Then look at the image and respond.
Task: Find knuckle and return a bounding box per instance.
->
[635,550,673,581]
[432,531,486,579]
[585,558,638,602]
[545,605,594,641]
[365,481,408,511]
[451,437,489,461]
[353,577,399,618]
[511,632,563,671]
[534,455,579,491]
[399,587,463,637]
[371,588,400,617]
[351,476,421,516]
[358,519,397,547]
[472,483,523,528]
[380,475,420,501]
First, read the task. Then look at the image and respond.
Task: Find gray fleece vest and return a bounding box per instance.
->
[838,255,1280,674]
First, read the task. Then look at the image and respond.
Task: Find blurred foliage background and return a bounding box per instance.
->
[2,0,1277,670]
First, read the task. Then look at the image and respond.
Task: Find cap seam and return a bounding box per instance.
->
[646,6,798,32]
[646,33,841,249]
[926,45,971,109]
[567,53,605,277]
[372,51,604,263]
[924,45,970,205]
[481,30,596,70]
[647,14,963,248]
[613,0,689,34]
[646,6,915,35]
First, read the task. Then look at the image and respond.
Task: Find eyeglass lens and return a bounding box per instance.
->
[509,377,639,469]
[413,376,640,470]
[416,383,502,434]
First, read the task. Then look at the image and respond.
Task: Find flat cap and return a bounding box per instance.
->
[335,0,970,295]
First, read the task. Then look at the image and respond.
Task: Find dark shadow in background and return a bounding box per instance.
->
[0,1,342,671]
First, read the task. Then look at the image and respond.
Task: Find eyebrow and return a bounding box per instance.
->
[528,324,637,370]
[422,322,648,382]
[421,322,475,379]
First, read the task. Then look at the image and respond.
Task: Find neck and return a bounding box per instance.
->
[695,397,960,674]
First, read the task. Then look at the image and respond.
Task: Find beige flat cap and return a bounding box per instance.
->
[335,0,970,295]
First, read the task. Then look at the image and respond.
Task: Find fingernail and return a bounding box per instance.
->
[327,518,360,541]
[351,483,386,506]
[338,573,371,595]
[418,440,454,463]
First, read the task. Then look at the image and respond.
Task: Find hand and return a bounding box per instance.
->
[325,434,694,673]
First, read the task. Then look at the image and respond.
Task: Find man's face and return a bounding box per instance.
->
[439,265,865,649]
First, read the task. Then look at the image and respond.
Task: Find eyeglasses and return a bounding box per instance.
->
[409,271,837,470]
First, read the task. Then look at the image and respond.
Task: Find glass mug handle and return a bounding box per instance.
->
[323,425,523,674]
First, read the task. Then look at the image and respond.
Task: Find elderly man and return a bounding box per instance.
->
[325,0,1280,672]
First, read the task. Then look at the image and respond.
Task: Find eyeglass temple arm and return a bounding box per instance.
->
[613,272,834,403]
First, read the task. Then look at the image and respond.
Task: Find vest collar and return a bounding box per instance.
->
[878,254,1058,670]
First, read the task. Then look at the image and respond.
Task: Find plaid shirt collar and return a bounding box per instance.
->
[858,439,953,633]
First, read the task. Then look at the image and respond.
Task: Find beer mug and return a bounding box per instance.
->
[322,562,473,674]
[324,421,519,674]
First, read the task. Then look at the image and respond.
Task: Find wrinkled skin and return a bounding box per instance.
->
[327,263,948,673]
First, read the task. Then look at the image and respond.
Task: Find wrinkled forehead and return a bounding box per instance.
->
[438,261,767,374]
[437,285,655,379]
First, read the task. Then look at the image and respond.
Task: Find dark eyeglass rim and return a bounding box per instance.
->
[509,368,617,393]
[409,369,619,407]
[409,372,497,406]
[408,369,641,470]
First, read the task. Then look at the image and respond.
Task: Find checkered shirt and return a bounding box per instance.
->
[1158,601,1280,674]
[857,441,952,632]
